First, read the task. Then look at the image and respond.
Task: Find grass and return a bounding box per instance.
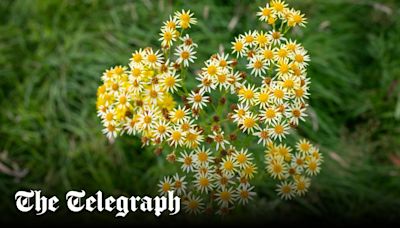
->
[1,0,400,224]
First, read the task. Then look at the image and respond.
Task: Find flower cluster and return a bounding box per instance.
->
[96,0,322,216]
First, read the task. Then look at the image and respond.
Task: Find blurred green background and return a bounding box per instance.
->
[1,0,400,223]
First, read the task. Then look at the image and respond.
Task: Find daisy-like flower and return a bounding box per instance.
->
[233,148,252,168]
[208,130,229,150]
[274,45,289,62]
[144,48,163,68]
[232,103,250,124]
[227,71,243,94]
[260,105,282,124]
[247,55,268,77]
[159,27,177,48]
[169,105,190,124]
[160,70,181,93]
[202,59,221,78]
[267,157,288,180]
[238,84,258,106]
[175,45,197,67]
[288,10,307,27]
[102,122,119,139]
[305,157,321,176]
[236,185,256,205]
[152,119,171,142]
[294,85,310,103]
[268,30,286,45]
[175,9,197,29]
[145,84,164,104]
[276,59,292,78]
[242,30,257,47]
[269,120,290,141]
[195,163,215,176]
[239,113,260,134]
[280,74,300,93]
[214,173,235,188]
[130,49,146,66]
[294,176,310,196]
[184,128,204,148]
[172,174,187,195]
[255,87,271,109]
[254,31,270,47]
[124,115,139,135]
[296,139,312,154]
[178,151,196,172]
[138,108,159,130]
[196,74,216,93]
[193,146,214,166]
[256,3,273,22]
[270,84,288,104]
[291,152,306,171]
[220,155,238,176]
[187,90,209,110]
[215,186,237,207]
[276,181,296,200]
[183,193,204,215]
[215,53,233,68]
[290,48,310,69]
[162,15,179,30]
[242,163,258,179]
[180,34,198,48]
[231,37,247,57]
[286,104,307,126]
[214,68,230,90]
[101,109,116,125]
[270,0,288,17]
[254,128,272,146]
[168,127,186,147]
[158,176,174,196]
[194,172,214,193]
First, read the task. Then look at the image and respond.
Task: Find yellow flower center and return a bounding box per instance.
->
[259,92,269,102]
[236,153,247,164]
[262,8,272,17]
[199,177,209,187]
[243,89,254,99]
[274,89,284,99]
[295,54,304,63]
[164,76,175,87]
[174,110,185,119]
[143,115,152,124]
[198,152,208,162]
[133,53,142,63]
[188,200,198,209]
[265,109,276,119]
[253,60,263,69]
[157,125,166,134]
[272,31,281,40]
[163,31,173,41]
[292,109,301,117]
[171,131,182,141]
[283,79,294,88]
[184,156,192,165]
[220,191,230,201]
[234,41,243,51]
[147,54,157,63]
[223,160,234,171]
[274,125,284,134]
[243,117,256,129]
[174,180,182,188]
[181,51,190,60]
[193,94,202,103]
[240,190,249,198]
[207,65,217,76]
[263,49,273,59]
[282,185,291,193]
[162,183,170,192]
[217,73,227,83]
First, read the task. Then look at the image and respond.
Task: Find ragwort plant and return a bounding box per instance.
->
[96,0,322,215]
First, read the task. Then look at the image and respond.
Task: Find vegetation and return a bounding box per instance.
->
[0,0,399,223]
